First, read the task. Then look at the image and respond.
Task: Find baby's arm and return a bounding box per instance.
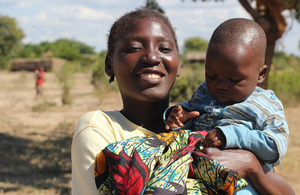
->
[165,105,200,130]
[218,125,281,163]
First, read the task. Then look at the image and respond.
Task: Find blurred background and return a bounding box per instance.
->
[0,0,299,194]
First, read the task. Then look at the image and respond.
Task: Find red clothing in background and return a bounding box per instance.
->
[36,69,45,85]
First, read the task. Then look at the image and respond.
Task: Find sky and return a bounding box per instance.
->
[1,0,299,56]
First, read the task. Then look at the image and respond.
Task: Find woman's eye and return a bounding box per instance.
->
[124,47,141,53]
[159,47,172,53]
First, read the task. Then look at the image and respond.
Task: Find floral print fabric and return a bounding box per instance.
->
[94,130,247,194]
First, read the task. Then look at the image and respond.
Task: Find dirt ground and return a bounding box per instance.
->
[0,71,299,194]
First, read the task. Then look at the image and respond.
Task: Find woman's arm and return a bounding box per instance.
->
[200,148,295,195]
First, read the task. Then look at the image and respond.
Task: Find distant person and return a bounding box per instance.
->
[164,18,289,168]
[35,66,45,99]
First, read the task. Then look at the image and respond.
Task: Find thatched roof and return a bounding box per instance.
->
[11,58,65,72]
[186,52,206,63]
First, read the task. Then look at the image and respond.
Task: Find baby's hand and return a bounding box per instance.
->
[165,105,200,130]
[203,129,226,148]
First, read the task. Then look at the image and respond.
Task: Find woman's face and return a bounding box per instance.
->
[108,18,180,103]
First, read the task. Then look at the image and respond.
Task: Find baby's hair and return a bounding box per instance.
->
[107,8,178,57]
[209,18,266,63]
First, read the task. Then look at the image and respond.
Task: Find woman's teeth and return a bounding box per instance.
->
[139,73,161,79]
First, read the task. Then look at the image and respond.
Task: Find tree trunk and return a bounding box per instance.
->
[238,0,287,89]
[260,36,275,89]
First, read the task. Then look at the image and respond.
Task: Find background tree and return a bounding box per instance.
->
[143,0,165,13]
[51,39,95,61]
[0,14,24,69]
[186,0,300,88]
[184,37,208,53]
[0,15,24,56]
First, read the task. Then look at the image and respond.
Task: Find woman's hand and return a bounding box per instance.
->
[200,148,295,195]
[199,147,259,178]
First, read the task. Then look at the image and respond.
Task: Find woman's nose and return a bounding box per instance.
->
[141,48,160,65]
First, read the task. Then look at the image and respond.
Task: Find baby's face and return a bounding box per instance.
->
[205,44,262,105]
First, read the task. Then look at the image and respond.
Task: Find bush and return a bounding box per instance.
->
[32,100,57,112]
[170,65,204,103]
[268,53,300,107]
[56,63,74,105]
[268,68,300,107]
[91,51,118,91]
[0,56,9,70]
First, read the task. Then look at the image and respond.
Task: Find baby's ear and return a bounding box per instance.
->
[258,64,268,84]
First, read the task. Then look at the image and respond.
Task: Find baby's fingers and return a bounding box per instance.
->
[170,105,183,118]
[186,111,200,119]
[166,116,183,130]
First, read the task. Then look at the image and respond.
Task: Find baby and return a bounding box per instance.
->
[164,18,289,165]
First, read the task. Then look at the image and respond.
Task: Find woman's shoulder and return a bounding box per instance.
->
[75,110,120,130]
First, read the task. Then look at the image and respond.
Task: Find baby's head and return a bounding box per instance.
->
[205,18,268,105]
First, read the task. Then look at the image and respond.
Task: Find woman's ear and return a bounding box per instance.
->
[105,55,115,82]
[258,64,268,84]
[105,55,113,77]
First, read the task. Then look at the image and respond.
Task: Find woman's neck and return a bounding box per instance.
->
[121,99,169,133]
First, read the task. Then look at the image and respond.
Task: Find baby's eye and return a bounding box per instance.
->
[206,74,216,80]
[229,78,243,83]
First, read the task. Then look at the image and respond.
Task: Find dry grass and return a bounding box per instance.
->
[0,71,299,194]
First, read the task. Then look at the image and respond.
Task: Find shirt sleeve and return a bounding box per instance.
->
[218,89,289,165]
[218,124,279,163]
[71,113,116,195]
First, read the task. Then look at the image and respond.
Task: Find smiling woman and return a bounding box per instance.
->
[71,8,295,195]
[71,8,180,195]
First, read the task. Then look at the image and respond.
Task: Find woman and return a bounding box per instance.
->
[71,8,294,195]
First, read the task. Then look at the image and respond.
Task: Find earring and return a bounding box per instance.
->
[109,75,114,83]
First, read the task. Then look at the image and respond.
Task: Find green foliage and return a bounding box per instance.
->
[143,0,165,13]
[92,51,107,86]
[170,63,205,102]
[268,53,300,107]
[91,50,119,92]
[32,100,57,112]
[56,63,75,105]
[14,39,95,61]
[52,39,94,60]
[183,37,208,53]
[0,56,9,69]
[0,14,24,57]
[17,43,48,58]
[272,52,299,70]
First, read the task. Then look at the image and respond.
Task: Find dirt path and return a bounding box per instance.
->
[0,71,299,194]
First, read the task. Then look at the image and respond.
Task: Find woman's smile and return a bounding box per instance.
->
[138,73,162,79]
